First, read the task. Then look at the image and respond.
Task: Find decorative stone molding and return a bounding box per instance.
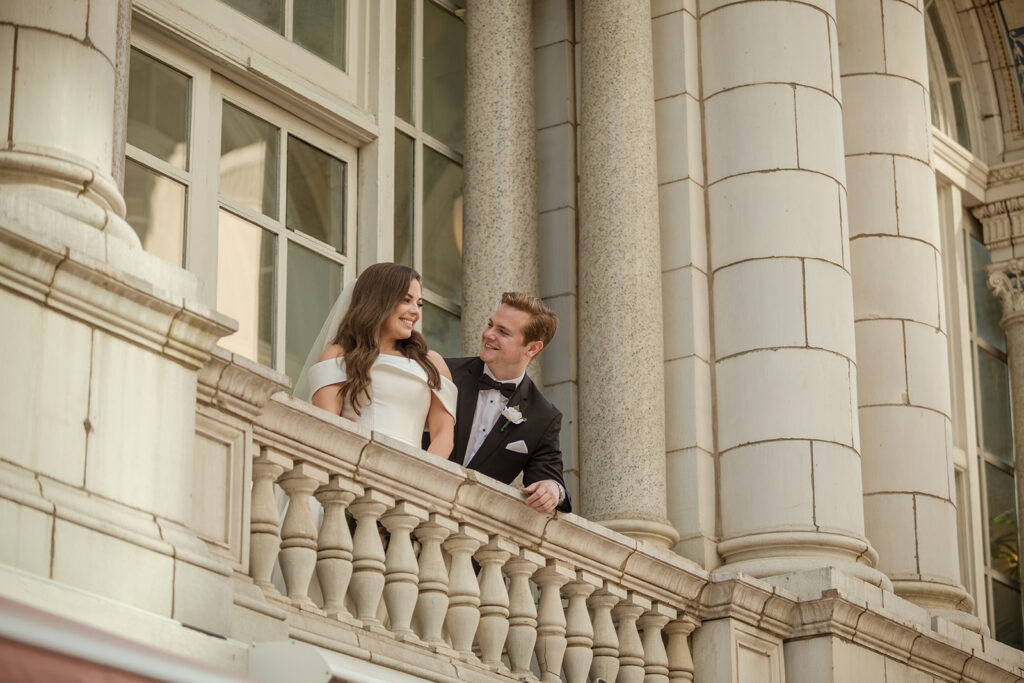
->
[972,198,1024,263]
[197,347,290,419]
[701,573,797,639]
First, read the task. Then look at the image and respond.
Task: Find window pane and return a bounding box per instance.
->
[221,102,280,219]
[286,135,346,252]
[985,462,1018,578]
[422,1,465,152]
[395,0,413,122]
[422,302,461,357]
[979,350,1014,464]
[950,81,971,151]
[970,234,1006,352]
[124,159,186,266]
[220,0,284,33]
[422,147,463,302]
[394,132,415,266]
[217,210,275,366]
[286,243,343,385]
[294,0,346,69]
[992,581,1023,649]
[127,49,190,170]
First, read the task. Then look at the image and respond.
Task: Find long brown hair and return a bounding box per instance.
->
[331,262,440,414]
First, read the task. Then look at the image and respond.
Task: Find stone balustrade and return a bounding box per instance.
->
[237,389,705,682]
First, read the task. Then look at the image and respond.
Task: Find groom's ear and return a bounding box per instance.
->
[524,340,544,359]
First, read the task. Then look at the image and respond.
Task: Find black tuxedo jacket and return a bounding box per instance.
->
[445,357,571,513]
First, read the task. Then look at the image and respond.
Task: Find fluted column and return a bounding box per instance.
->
[703,0,884,585]
[461,0,539,356]
[838,0,976,625]
[577,0,677,549]
[0,0,137,245]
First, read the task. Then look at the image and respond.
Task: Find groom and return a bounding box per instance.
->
[445,292,571,513]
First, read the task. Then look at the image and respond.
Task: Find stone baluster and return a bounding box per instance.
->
[348,490,395,627]
[475,536,517,669]
[638,604,676,683]
[613,592,650,683]
[534,561,574,683]
[380,501,428,639]
[588,582,626,683]
[503,548,544,676]
[444,524,488,659]
[562,570,600,683]
[413,514,459,650]
[278,462,329,611]
[249,450,289,594]
[314,475,362,619]
[664,619,697,682]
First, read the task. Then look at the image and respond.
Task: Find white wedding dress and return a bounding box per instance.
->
[307,353,457,447]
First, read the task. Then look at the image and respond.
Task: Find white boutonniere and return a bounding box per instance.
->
[500,404,526,431]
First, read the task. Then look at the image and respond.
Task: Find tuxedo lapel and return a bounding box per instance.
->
[467,377,531,473]
[453,360,483,465]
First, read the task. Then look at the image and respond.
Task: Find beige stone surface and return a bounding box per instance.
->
[662,266,710,361]
[851,237,940,326]
[894,157,943,248]
[461,0,539,355]
[846,155,899,237]
[664,356,713,453]
[0,25,12,138]
[804,259,857,359]
[651,9,698,100]
[881,0,929,83]
[713,258,806,359]
[0,0,88,40]
[0,497,53,577]
[860,406,951,498]
[854,320,909,406]
[655,94,702,185]
[705,84,797,183]
[842,75,931,161]
[796,87,846,183]
[720,441,815,537]
[659,180,706,272]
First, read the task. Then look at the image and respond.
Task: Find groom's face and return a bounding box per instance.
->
[479,304,535,375]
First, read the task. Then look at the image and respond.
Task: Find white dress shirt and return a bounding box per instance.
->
[463,366,525,466]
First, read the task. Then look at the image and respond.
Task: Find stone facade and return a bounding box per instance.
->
[3,0,1024,681]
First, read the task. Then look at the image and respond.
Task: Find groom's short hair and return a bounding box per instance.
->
[501,292,558,347]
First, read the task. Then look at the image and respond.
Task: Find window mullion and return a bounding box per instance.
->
[413,0,424,129]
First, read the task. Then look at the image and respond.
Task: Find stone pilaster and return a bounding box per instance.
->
[0,0,137,245]
[838,0,976,626]
[703,1,884,585]
[577,0,677,549]
[460,0,540,362]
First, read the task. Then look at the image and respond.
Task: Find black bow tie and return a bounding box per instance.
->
[478,374,516,398]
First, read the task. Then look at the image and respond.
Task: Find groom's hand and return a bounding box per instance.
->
[523,480,561,513]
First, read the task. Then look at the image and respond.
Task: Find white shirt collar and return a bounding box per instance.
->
[483,364,525,388]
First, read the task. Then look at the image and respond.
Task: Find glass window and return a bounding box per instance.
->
[127,49,190,169]
[978,350,1014,465]
[286,135,346,252]
[220,103,280,218]
[993,581,1024,649]
[220,0,346,69]
[925,0,972,150]
[985,462,1018,579]
[124,160,187,266]
[970,235,1007,353]
[286,243,343,381]
[393,0,465,354]
[217,210,276,366]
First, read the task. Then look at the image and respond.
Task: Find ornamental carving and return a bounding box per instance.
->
[987,258,1024,316]
[971,198,1024,251]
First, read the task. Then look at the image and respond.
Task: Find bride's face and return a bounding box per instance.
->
[380,278,423,344]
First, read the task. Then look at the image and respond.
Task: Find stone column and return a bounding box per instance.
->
[0,0,138,245]
[703,0,886,585]
[838,0,976,625]
[460,0,540,358]
[577,0,677,549]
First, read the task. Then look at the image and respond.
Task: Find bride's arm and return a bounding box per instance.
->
[425,351,455,459]
[312,344,349,418]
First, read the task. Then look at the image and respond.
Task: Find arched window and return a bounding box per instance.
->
[925,0,975,151]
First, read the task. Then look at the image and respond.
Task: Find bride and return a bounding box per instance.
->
[295,262,456,456]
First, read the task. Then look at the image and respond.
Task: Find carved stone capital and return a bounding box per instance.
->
[971,198,1024,262]
[987,258,1024,322]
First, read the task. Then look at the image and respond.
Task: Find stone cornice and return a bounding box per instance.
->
[197,347,290,419]
[971,197,1024,252]
[701,573,797,638]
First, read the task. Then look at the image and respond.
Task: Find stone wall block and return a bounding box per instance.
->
[85,331,196,525]
[914,496,960,583]
[0,496,53,577]
[850,237,939,325]
[532,0,571,49]
[881,0,929,83]
[720,441,814,537]
[704,85,797,183]
[894,157,942,248]
[713,259,806,358]
[795,87,846,184]
[1,293,90,485]
[87,0,120,64]
[12,30,115,174]
[659,180,706,273]
[664,356,713,453]
[863,493,918,576]
[804,259,857,359]
[904,321,952,415]
[709,172,843,268]
[538,207,576,298]
[0,0,89,40]
[652,9,697,100]
[701,2,832,96]
[667,448,716,547]
[0,26,13,139]
[812,443,866,534]
[539,294,575,386]
[663,266,709,361]
[841,75,930,161]
[846,155,898,237]
[535,40,573,129]
[853,320,908,406]
[859,406,950,497]
[716,349,855,450]
[655,94,702,185]
[537,123,576,213]
[835,0,885,74]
